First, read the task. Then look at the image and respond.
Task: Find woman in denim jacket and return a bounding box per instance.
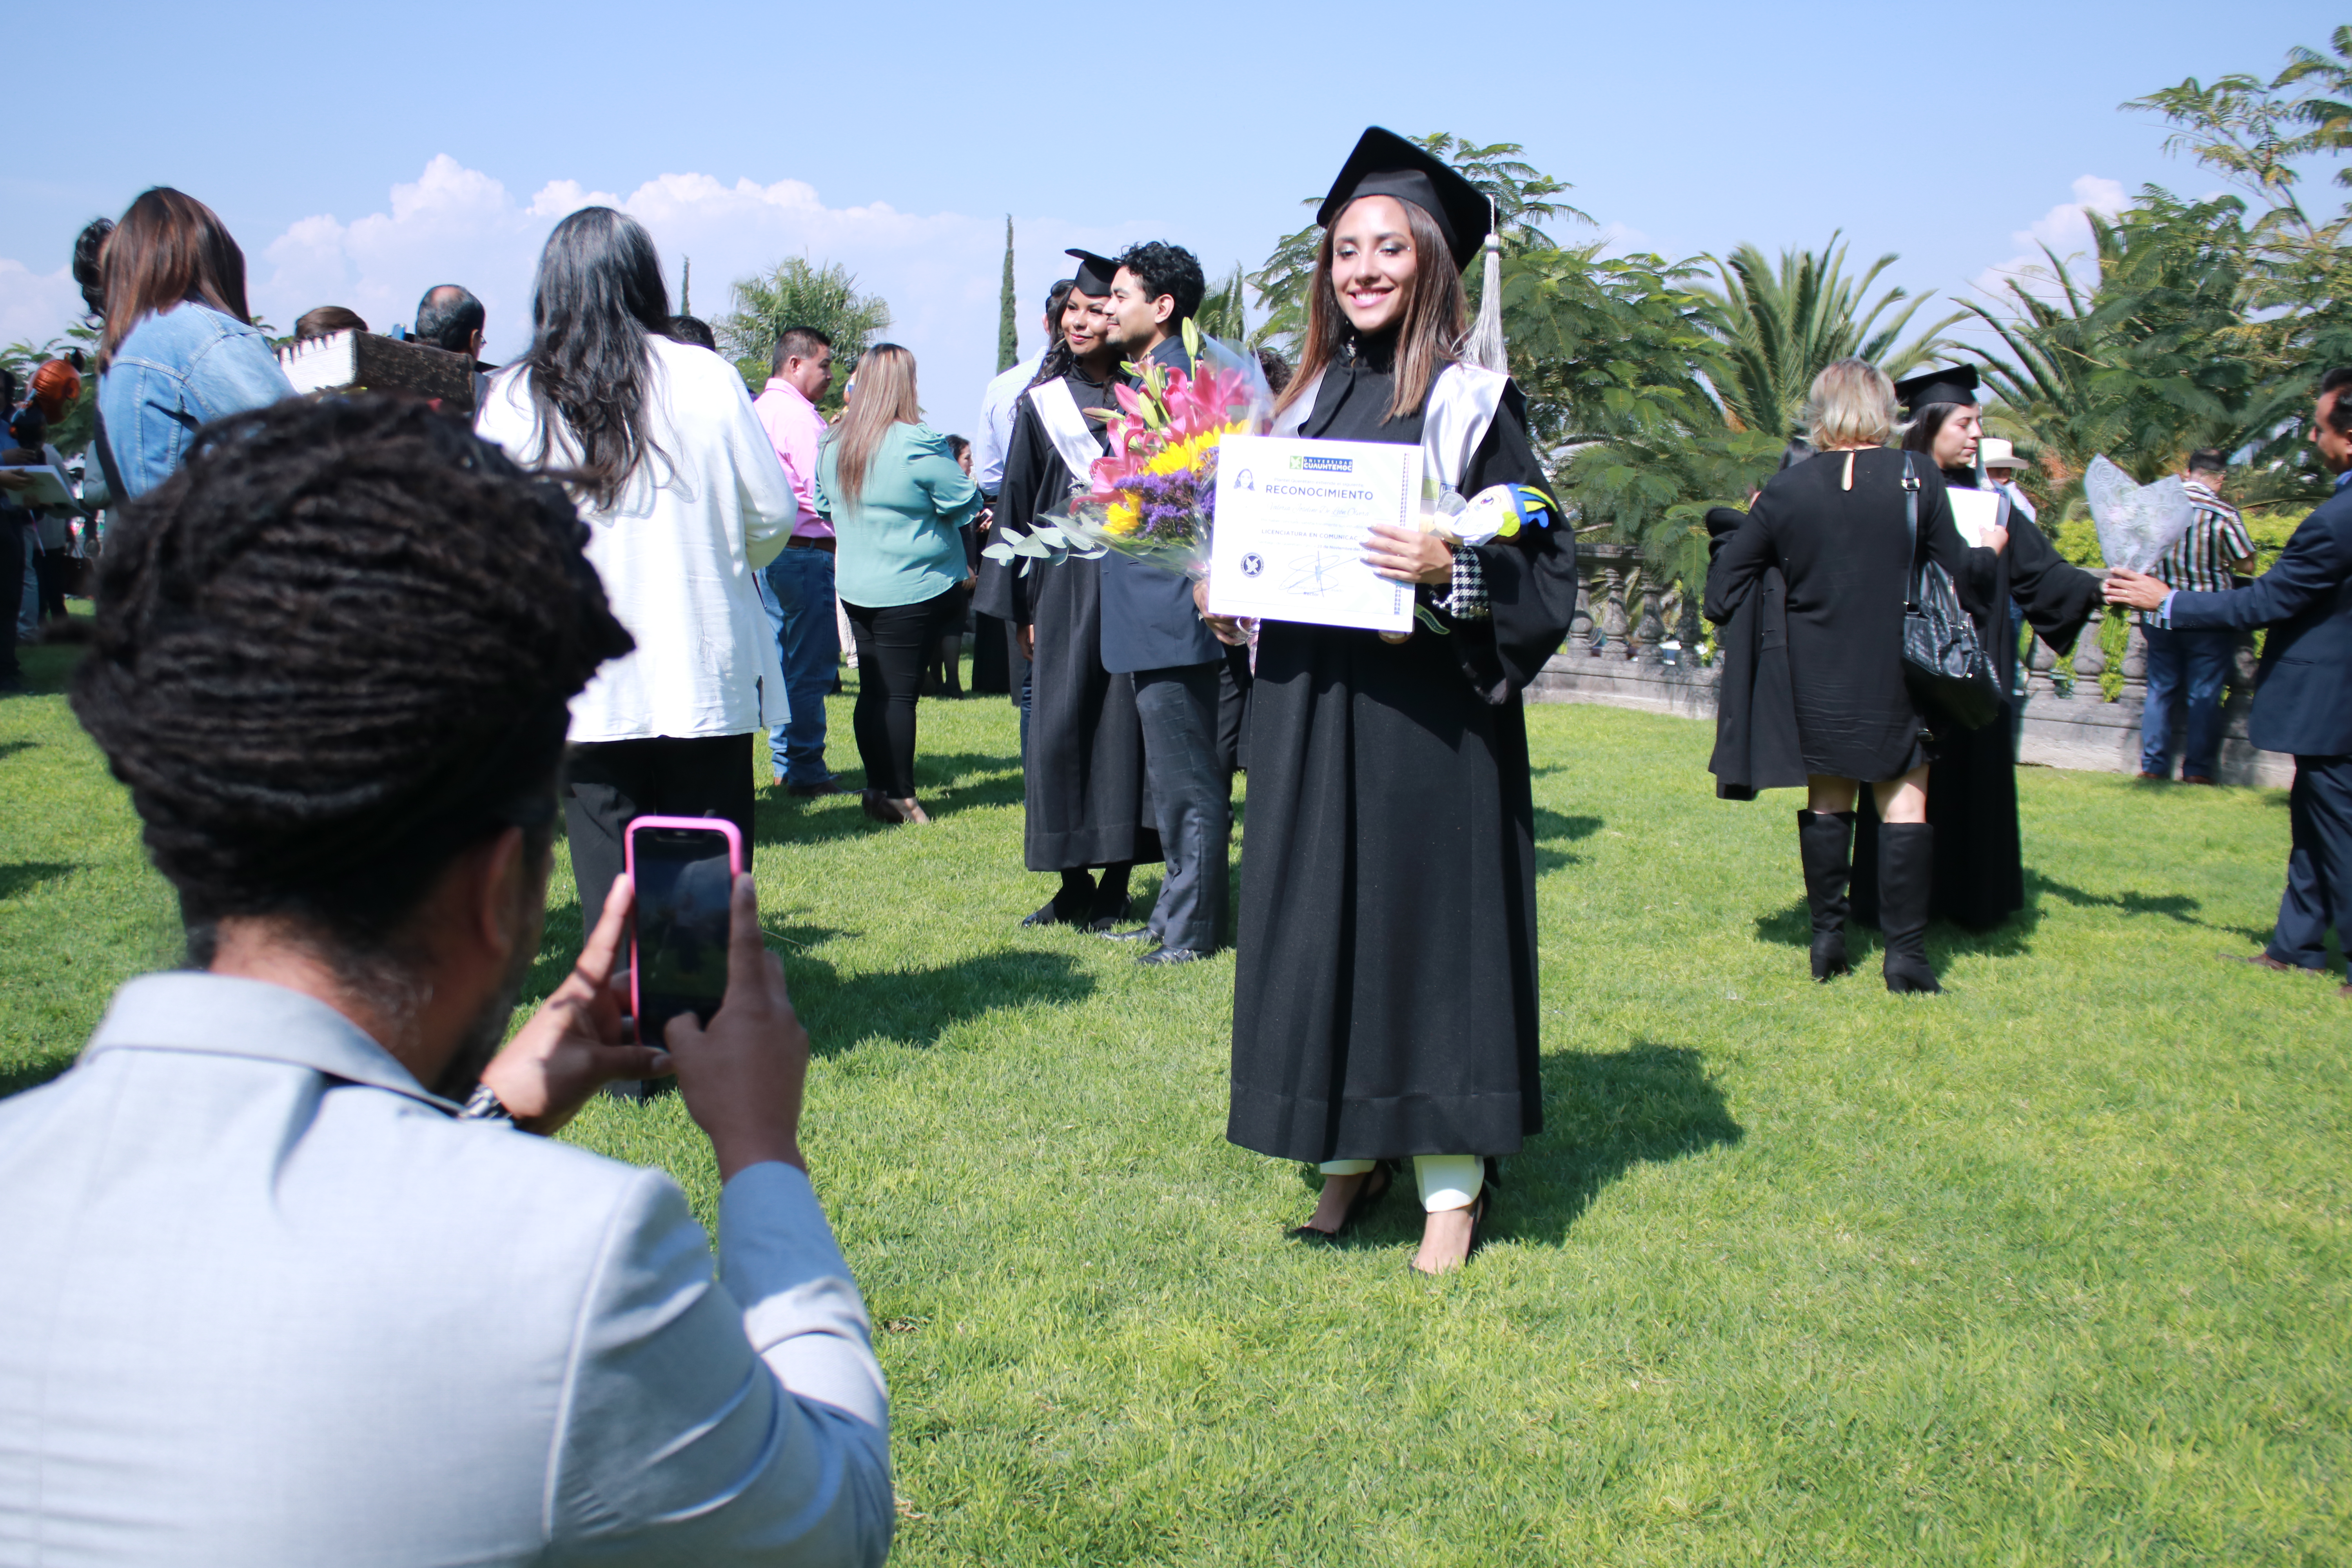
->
[96,189,292,497]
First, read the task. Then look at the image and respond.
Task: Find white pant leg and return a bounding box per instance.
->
[1412,1155,1483,1212]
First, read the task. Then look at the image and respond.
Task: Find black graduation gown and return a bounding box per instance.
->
[1702,505,1808,800]
[1854,473,2101,930]
[973,368,1161,872]
[1704,450,1980,782]
[1227,344,1579,1164]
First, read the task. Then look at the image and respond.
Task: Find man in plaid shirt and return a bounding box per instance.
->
[2140,449,2256,783]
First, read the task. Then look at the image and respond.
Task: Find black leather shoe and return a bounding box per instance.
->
[1138,946,1207,965]
[785,776,846,797]
[1099,926,1157,943]
[1020,898,1083,928]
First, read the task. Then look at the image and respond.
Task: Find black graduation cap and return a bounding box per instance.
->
[1315,127,1490,272]
[1064,249,1118,296]
[1893,364,1980,412]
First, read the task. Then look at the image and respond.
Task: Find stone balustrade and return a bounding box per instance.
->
[1524,543,2292,788]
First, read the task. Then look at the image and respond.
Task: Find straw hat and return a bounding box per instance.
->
[1979,437,2030,472]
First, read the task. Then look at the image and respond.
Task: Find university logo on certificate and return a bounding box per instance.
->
[1205,435,1422,634]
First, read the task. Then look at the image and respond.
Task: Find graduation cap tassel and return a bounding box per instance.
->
[1464,197,1507,375]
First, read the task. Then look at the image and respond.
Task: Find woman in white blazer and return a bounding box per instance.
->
[477,207,799,925]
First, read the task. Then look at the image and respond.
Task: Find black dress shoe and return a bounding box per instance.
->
[1020,898,1085,927]
[1099,926,1157,943]
[1138,946,1207,965]
[785,776,846,797]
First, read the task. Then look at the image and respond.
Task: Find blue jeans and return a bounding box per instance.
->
[2140,625,2235,779]
[755,546,841,785]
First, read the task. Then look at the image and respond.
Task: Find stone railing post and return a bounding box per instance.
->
[2026,629,2059,699]
[1567,562,1595,654]
[1633,575,1666,665]
[1598,565,1629,659]
[1675,589,1704,668]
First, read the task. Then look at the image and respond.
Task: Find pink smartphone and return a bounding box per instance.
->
[623,815,744,1047]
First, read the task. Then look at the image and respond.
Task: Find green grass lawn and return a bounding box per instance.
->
[5,631,2348,1564]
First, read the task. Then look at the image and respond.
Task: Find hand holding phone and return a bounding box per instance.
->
[625,817,744,1047]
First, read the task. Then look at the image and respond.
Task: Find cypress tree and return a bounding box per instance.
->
[996,217,1019,372]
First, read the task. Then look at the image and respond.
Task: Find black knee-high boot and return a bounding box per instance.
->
[1796,809,1855,981]
[1878,822,1942,994]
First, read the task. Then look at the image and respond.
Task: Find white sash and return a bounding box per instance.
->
[1027,379,1105,481]
[1270,361,1507,500]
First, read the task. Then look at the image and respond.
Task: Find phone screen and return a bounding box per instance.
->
[631,826,734,1045]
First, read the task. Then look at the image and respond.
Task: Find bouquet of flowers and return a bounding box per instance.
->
[984,319,1272,579]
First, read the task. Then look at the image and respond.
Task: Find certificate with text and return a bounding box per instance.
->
[1205,435,1421,634]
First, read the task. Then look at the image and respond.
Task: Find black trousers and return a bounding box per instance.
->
[2270,753,2352,970]
[564,733,755,927]
[1217,642,1253,775]
[844,589,958,799]
[1132,660,1231,953]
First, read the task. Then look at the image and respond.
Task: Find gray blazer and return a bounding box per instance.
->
[0,973,892,1567]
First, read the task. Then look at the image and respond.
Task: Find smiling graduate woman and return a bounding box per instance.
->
[1216,129,1579,1274]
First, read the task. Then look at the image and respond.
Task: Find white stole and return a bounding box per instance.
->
[1027,379,1105,482]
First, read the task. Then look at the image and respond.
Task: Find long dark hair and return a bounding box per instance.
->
[1027,283,1091,391]
[1274,197,1465,425]
[1902,403,1975,485]
[97,189,253,371]
[516,208,671,510]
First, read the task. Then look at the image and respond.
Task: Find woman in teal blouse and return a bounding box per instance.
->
[817,344,983,824]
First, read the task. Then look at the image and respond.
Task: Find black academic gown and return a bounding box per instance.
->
[1702,505,1808,800]
[1853,472,2102,930]
[973,367,1161,872]
[1227,340,1580,1164]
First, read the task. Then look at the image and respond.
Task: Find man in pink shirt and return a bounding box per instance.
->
[753,327,843,795]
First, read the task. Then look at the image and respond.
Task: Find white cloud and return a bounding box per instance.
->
[1969,174,2129,307]
[0,258,87,350]
[0,156,1161,430]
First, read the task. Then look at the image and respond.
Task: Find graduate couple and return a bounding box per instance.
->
[980,131,1579,1273]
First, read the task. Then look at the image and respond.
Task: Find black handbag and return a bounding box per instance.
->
[1898,454,2001,732]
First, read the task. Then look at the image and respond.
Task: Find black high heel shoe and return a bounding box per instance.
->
[1289,1162,1393,1241]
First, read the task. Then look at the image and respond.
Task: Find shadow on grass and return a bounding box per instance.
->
[1534,809,1601,873]
[518,902,1091,1056]
[748,749,1025,850]
[1313,1042,1742,1251]
[1503,1042,1744,1245]
[0,740,34,764]
[2032,874,2270,945]
[0,861,76,901]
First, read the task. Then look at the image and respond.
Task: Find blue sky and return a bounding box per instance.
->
[2,0,2328,424]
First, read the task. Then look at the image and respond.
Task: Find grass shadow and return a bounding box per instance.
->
[2031,873,2270,946]
[1504,1042,1743,1246]
[0,740,34,764]
[1313,1042,1743,1252]
[1534,809,1601,874]
[790,947,1096,1056]
[0,861,76,901]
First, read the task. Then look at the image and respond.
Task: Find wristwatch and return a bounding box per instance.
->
[458,1082,515,1124]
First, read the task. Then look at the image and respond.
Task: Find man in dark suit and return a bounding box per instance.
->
[1097,240,1229,964]
[2107,367,2352,997]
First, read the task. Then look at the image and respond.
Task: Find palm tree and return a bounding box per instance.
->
[1700,236,1960,440]
[716,258,892,410]
[1194,262,1250,348]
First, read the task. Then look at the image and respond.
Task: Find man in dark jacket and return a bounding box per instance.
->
[2107,367,2352,996]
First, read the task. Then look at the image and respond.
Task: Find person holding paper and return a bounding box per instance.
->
[2104,369,2352,995]
[972,252,1161,931]
[1220,129,1577,1275]
[1847,366,2101,933]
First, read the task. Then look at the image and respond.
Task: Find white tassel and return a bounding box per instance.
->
[1464,200,1507,374]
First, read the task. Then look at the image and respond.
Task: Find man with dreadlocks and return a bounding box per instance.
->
[0,398,893,1567]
